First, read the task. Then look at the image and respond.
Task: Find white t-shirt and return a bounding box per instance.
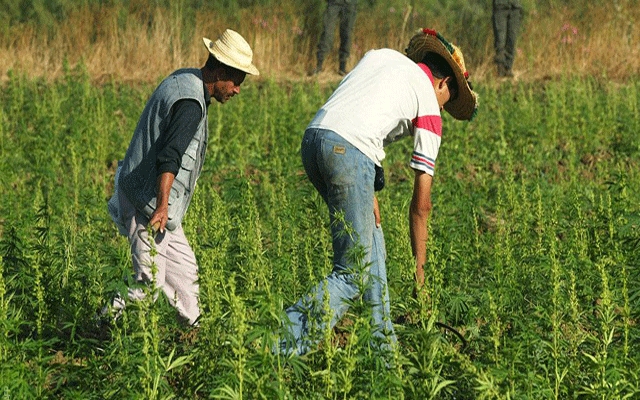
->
[308,48,442,175]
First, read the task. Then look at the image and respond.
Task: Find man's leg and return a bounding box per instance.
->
[281,129,376,355]
[338,1,357,74]
[121,212,170,309]
[316,3,341,72]
[492,6,509,76]
[108,192,179,321]
[163,225,200,325]
[504,6,522,72]
[363,224,396,349]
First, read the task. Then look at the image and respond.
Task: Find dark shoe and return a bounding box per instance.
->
[84,313,112,341]
[497,64,513,78]
[339,62,348,76]
[309,63,323,76]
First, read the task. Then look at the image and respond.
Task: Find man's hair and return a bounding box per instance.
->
[421,52,458,96]
[205,54,223,71]
[205,54,244,77]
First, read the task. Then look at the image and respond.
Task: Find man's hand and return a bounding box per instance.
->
[150,172,175,234]
[149,205,169,234]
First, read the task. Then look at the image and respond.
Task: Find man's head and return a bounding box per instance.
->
[202,29,259,104]
[405,29,478,120]
[203,55,247,103]
[421,52,458,111]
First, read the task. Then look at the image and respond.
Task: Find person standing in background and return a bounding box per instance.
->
[492,0,523,77]
[312,0,358,76]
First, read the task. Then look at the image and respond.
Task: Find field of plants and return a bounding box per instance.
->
[1,60,639,398]
[1,0,639,398]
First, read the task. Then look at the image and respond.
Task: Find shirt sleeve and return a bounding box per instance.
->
[156,99,203,176]
[410,115,442,176]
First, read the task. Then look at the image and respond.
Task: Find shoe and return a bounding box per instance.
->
[84,312,112,341]
[85,295,124,340]
[309,63,323,76]
[497,65,513,78]
[339,62,348,76]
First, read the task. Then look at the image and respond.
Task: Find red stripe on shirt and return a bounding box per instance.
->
[412,154,435,168]
[412,115,442,137]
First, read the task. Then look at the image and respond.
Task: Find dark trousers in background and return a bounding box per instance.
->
[492,0,522,76]
[317,0,357,73]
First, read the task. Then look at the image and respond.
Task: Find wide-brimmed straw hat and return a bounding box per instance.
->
[203,29,259,76]
[405,28,478,121]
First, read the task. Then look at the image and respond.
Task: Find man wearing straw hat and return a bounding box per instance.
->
[106,29,259,326]
[277,28,478,356]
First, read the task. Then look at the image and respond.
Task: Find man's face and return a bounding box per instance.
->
[213,68,247,103]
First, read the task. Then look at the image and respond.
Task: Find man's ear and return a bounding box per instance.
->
[432,77,445,92]
[439,76,452,89]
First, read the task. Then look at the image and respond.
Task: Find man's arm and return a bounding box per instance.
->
[150,99,202,234]
[149,172,175,234]
[156,99,202,177]
[409,170,433,287]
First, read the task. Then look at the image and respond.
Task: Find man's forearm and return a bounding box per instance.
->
[156,172,175,209]
[409,207,429,268]
[409,171,433,287]
[149,172,175,233]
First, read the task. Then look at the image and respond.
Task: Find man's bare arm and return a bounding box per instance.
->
[409,170,433,287]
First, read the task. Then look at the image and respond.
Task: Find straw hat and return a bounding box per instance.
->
[405,28,478,121]
[203,29,259,76]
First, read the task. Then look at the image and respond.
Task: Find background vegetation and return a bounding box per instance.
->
[1,0,639,398]
[0,0,638,82]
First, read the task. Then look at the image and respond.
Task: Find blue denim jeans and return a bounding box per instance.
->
[280,128,396,355]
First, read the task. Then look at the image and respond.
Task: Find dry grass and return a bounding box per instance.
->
[0,2,638,85]
[519,4,639,81]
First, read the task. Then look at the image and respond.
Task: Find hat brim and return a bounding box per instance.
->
[406,32,477,121]
[203,37,260,76]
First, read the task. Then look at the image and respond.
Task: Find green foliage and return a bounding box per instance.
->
[0,66,639,397]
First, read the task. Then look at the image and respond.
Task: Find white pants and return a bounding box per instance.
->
[113,192,200,325]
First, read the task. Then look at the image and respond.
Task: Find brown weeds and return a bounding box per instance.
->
[0,2,638,84]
